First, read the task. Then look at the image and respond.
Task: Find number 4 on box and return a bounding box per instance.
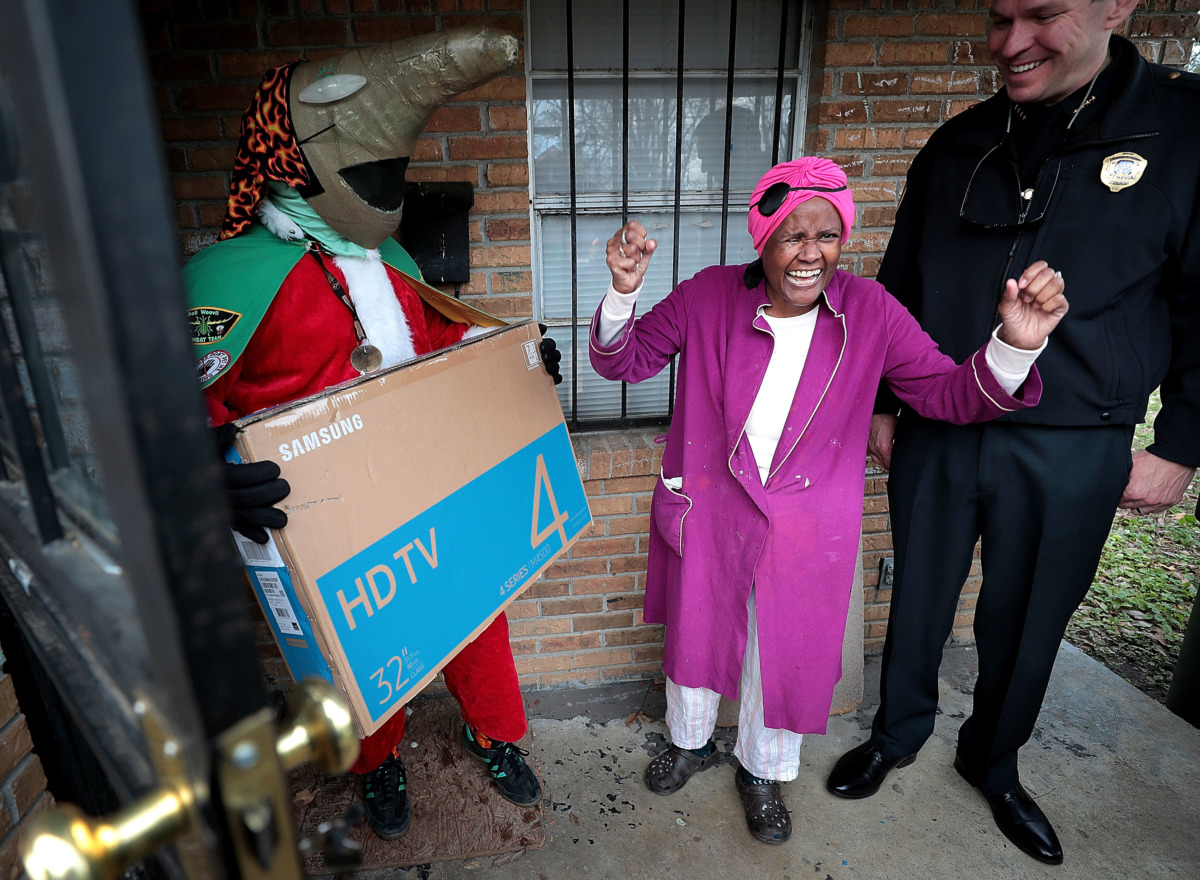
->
[531,453,569,549]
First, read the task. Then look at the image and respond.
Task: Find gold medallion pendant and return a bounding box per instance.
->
[351,343,384,374]
[1100,152,1148,193]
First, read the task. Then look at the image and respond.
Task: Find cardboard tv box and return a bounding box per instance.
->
[228,319,591,737]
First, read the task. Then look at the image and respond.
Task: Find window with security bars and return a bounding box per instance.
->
[528,0,808,427]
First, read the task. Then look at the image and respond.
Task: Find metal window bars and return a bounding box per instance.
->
[551,0,803,429]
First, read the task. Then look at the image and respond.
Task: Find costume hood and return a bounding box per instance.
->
[222,25,518,248]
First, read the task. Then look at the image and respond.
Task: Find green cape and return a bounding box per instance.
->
[183,223,422,387]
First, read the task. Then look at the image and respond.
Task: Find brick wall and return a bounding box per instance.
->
[146,1,1199,684]
[0,642,51,880]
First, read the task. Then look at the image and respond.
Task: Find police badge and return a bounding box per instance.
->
[1100,152,1148,193]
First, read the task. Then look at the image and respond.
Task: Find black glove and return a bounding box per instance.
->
[214,423,290,544]
[538,323,563,386]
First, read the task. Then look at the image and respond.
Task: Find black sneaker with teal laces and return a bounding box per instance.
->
[461,723,543,806]
[362,752,411,839]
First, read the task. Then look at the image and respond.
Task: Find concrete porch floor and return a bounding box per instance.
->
[352,643,1200,880]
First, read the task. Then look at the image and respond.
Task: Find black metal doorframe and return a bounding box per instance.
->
[0,0,274,873]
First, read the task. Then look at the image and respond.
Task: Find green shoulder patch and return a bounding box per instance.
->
[188,306,242,344]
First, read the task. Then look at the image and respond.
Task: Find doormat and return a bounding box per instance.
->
[290,696,547,874]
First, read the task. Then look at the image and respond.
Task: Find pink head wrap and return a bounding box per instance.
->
[747,157,855,253]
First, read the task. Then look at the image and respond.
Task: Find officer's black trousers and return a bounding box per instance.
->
[870,418,1132,795]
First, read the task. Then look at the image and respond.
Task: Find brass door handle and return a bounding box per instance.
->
[274,676,358,774]
[21,788,195,880]
[21,678,359,880]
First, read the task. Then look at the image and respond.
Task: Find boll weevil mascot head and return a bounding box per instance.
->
[188,26,519,417]
[222,26,519,248]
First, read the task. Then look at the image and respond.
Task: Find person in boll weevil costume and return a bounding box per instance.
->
[183,26,560,841]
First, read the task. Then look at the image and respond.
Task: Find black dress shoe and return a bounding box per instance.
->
[826,741,917,799]
[982,784,1063,865]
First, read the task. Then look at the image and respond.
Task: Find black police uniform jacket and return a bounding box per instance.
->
[877,37,1200,469]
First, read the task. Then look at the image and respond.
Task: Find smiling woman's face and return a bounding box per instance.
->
[759,197,843,318]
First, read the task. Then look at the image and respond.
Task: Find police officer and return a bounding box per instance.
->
[827,0,1200,865]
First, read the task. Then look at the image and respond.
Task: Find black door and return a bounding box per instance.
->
[0,3,354,878]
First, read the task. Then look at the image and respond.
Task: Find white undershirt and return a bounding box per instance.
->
[746,308,819,482]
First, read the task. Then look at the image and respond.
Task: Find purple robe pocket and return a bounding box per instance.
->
[652,476,692,557]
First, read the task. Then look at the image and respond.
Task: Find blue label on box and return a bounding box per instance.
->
[315,422,589,723]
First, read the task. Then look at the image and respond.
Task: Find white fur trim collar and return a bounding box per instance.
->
[257,201,418,369]
[332,251,418,368]
[257,198,306,241]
